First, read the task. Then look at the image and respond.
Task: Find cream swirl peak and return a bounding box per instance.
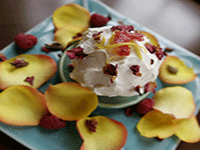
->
[66,25,164,97]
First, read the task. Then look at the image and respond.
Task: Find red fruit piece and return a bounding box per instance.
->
[111,30,144,56]
[130,65,142,77]
[135,85,142,96]
[163,47,174,56]
[114,30,144,43]
[103,63,118,76]
[111,25,134,32]
[24,76,34,85]
[112,31,132,56]
[92,31,103,41]
[113,31,132,43]
[65,47,88,60]
[14,33,37,51]
[42,42,63,53]
[10,58,29,68]
[144,42,164,60]
[144,42,156,53]
[41,46,51,53]
[90,13,111,27]
[127,31,144,42]
[136,98,154,115]
[26,34,37,45]
[0,53,7,62]
[117,45,131,56]
[39,112,67,130]
[116,46,130,56]
[155,47,164,60]
[73,32,83,39]
[85,119,98,132]
[144,81,157,94]
[124,105,137,116]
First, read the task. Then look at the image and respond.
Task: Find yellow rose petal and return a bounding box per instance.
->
[54,25,83,49]
[45,82,98,121]
[52,3,90,30]
[0,54,57,90]
[159,56,197,84]
[153,86,195,119]
[77,116,128,150]
[0,85,47,126]
[175,115,200,143]
[136,110,179,139]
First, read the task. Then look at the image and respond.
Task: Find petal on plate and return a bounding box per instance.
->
[175,115,200,143]
[136,110,179,139]
[153,86,195,119]
[0,85,47,126]
[52,3,90,30]
[159,56,197,84]
[54,25,83,49]
[138,31,158,47]
[0,54,57,90]
[44,82,98,121]
[76,116,128,150]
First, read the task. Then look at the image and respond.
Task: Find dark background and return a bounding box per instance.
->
[0,0,199,149]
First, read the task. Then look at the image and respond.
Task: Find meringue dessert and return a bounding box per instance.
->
[66,25,163,98]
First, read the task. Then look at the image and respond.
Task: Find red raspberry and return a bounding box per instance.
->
[124,106,136,116]
[39,112,67,130]
[117,46,130,56]
[14,33,37,51]
[136,98,154,115]
[90,13,111,27]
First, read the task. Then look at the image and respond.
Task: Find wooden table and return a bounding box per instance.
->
[0,0,199,149]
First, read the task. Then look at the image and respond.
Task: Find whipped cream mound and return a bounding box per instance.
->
[68,25,163,97]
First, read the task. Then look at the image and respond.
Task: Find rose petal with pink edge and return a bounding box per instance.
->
[0,54,57,90]
[138,31,158,47]
[159,56,197,84]
[136,110,179,139]
[44,82,98,121]
[175,115,200,143]
[77,116,128,150]
[0,85,47,126]
[153,86,195,119]
[52,4,90,30]
[54,25,84,49]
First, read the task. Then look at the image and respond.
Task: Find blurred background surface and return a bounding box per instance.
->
[0,0,199,150]
[101,0,200,56]
[0,0,199,56]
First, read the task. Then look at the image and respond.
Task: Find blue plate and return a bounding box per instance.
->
[0,0,200,149]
